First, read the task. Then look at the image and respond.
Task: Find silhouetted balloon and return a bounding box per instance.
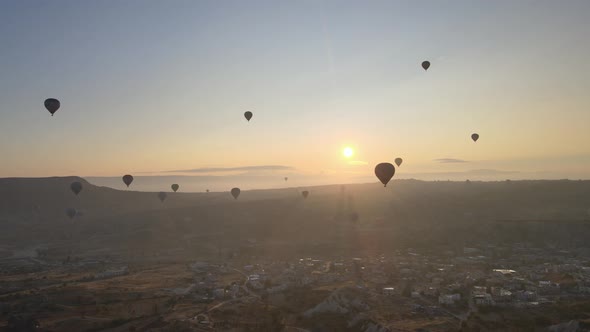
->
[302,190,309,199]
[395,158,403,167]
[206,189,210,193]
[158,192,167,202]
[171,184,179,192]
[244,111,253,122]
[421,61,430,71]
[70,182,82,195]
[284,177,288,182]
[374,163,395,187]
[471,133,479,142]
[122,175,134,187]
[231,188,241,199]
[65,208,77,219]
[44,98,60,116]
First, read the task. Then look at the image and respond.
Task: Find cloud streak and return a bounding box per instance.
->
[434,158,469,163]
[162,165,294,173]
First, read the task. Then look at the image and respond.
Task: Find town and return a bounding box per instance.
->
[2,238,590,331]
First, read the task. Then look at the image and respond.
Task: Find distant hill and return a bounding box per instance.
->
[0,177,589,259]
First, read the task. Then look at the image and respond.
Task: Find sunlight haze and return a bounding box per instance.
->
[1,1,589,189]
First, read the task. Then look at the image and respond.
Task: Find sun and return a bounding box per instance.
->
[342,146,354,158]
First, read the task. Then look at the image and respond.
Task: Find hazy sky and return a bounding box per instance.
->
[1,1,590,186]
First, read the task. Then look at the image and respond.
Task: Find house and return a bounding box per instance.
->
[538,281,560,295]
[439,293,461,305]
[492,269,516,277]
[424,287,439,297]
[472,286,487,295]
[491,287,509,296]
[230,284,241,298]
[382,287,395,296]
[474,293,494,306]
[212,288,225,299]
[515,290,537,302]
[576,285,590,294]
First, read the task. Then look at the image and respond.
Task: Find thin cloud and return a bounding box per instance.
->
[348,160,369,166]
[400,169,520,177]
[464,169,519,175]
[162,165,294,173]
[434,158,469,163]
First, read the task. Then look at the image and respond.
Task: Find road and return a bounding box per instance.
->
[206,265,259,314]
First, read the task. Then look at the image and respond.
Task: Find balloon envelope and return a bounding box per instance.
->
[231,187,241,199]
[70,182,82,195]
[206,189,210,193]
[158,192,167,202]
[122,175,134,187]
[171,184,179,192]
[244,111,253,121]
[302,190,309,199]
[375,163,395,187]
[394,158,403,167]
[284,177,288,182]
[471,133,479,142]
[421,61,430,70]
[65,208,77,219]
[44,98,60,116]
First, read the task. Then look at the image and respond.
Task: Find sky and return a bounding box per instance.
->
[1,0,590,189]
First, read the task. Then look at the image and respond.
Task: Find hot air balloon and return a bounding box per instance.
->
[284,177,288,182]
[394,158,403,167]
[171,184,179,192]
[471,133,479,142]
[244,111,253,122]
[421,61,430,71]
[231,188,241,199]
[65,208,77,219]
[375,163,395,187]
[70,182,82,195]
[122,175,134,187]
[302,190,309,199]
[158,192,167,202]
[44,98,60,116]
[206,189,210,193]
